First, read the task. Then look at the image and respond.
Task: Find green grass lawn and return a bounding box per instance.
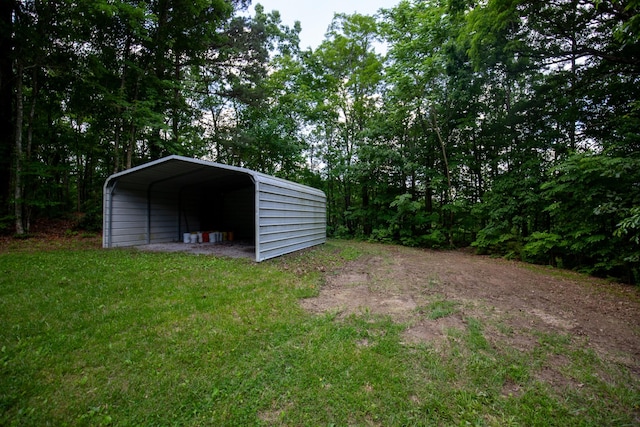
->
[1,240,638,426]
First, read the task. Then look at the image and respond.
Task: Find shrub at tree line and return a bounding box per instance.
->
[2,0,638,282]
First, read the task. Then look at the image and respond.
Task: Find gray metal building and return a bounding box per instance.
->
[102,155,326,261]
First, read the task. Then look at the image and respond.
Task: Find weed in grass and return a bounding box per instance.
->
[427,275,440,289]
[464,317,491,351]
[536,331,574,354]
[496,321,515,336]
[338,244,363,261]
[424,299,459,320]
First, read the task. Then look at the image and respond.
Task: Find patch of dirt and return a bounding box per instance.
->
[300,244,640,376]
[402,314,466,346]
[534,354,579,391]
[501,379,523,398]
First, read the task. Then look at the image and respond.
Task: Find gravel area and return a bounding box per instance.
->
[135,241,256,260]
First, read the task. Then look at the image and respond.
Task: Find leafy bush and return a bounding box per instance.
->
[522,232,566,266]
[0,214,14,235]
[72,208,103,232]
[540,153,640,281]
[472,226,522,259]
[369,227,393,243]
[418,229,448,249]
[332,224,352,239]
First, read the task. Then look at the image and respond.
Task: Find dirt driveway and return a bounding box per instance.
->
[300,244,640,377]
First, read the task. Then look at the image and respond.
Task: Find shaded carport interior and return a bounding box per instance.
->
[104,158,258,249]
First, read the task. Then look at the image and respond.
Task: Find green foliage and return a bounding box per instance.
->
[616,206,640,246]
[367,193,450,248]
[420,228,448,249]
[389,193,425,245]
[424,299,459,320]
[4,0,304,231]
[0,215,13,235]
[71,208,103,233]
[472,226,522,259]
[538,153,640,281]
[522,232,566,266]
[369,227,394,244]
[4,0,640,283]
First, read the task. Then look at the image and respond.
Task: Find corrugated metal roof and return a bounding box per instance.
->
[104,155,325,197]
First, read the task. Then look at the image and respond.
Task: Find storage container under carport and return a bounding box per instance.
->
[102,155,326,261]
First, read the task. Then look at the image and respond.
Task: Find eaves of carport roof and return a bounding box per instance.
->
[103,155,263,191]
[103,155,325,196]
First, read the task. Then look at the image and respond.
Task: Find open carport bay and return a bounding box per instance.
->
[103,156,326,262]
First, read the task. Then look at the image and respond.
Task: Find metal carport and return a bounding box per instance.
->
[103,155,326,261]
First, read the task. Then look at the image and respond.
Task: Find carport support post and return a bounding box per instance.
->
[254,179,260,262]
[103,180,118,248]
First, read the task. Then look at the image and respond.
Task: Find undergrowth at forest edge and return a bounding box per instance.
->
[1,240,638,425]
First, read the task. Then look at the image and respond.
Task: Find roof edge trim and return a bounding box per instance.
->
[103,155,325,197]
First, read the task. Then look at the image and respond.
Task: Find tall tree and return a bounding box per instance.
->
[0,1,14,225]
[305,13,383,235]
[196,4,305,176]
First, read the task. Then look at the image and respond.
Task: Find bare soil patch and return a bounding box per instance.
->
[300,244,640,376]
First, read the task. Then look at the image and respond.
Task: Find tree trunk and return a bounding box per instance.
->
[14,62,25,235]
[172,54,181,146]
[428,105,453,246]
[23,67,38,231]
[126,124,136,170]
[0,0,13,219]
[362,184,371,235]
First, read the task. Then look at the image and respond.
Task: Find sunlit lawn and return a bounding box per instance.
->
[1,239,638,425]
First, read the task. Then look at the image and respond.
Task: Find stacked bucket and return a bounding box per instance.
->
[183,231,234,244]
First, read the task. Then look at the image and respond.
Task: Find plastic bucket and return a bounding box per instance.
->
[183,233,190,243]
[203,232,209,243]
[189,233,198,244]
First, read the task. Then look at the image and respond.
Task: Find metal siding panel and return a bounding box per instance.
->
[260,231,327,247]
[112,198,146,208]
[110,207,147,216]
[150,221,178,242]
[258,237,327,261]
[259,199,325,210]
[259,182,325,202]
[256,176,326,262]
[260,223,325,235]
[149,190,179,243]
[110,233,148,247]
[259,214,325,225]
[111,220,148,228]
[260,210,324,218]
[108,189,148,248]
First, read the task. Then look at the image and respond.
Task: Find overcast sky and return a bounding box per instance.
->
[248,0,401,50]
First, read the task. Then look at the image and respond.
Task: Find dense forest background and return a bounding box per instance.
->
[1,0,639,282]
